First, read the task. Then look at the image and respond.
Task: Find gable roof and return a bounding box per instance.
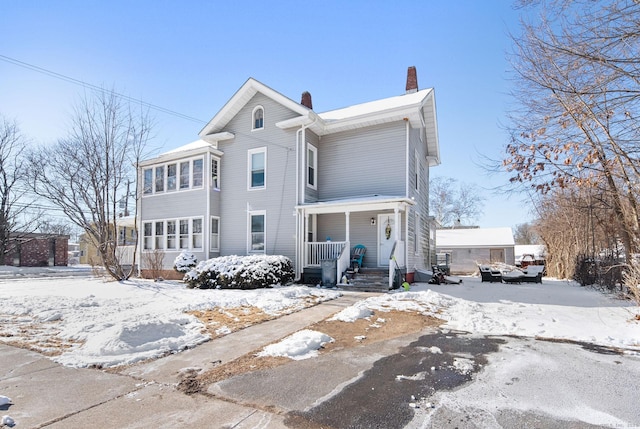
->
[197,77,440,164]
[437,227,515,248]
[199,78,312,138]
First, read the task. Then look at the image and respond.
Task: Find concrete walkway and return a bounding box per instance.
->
[0,291,373,429]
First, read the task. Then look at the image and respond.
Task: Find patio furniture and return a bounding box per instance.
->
[502,265,545,284]
[351,244,366,270]
[478,264,502,282]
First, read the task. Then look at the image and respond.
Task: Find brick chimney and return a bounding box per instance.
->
[301,91,313,109]
[406,66,418,94]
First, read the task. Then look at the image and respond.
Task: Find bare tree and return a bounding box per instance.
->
[503,0,640,263]
[513,222,540,244]
[0,115,44,265]
[429,176,484,227]
[27,90,152,280]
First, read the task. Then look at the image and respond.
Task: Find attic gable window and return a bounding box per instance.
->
[252,106,264,130]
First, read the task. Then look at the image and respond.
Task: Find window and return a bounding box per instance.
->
[210,217,220,251]
[249,211,265,252]
[155,221,164,249]
[252,106,264,130]
[155,166,165,193]
[192,159,203,188]
[211,158,219,189]
[307,144,317,189]
[143,169,153,195]
[143,222,152,250]
[167,163,177,191]
[192,218,203,249]
[179,161,190,189]
[248,148,266,189]
[179,220,189,249]
[166,220,176,249]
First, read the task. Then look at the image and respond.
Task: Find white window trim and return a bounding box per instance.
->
[210,216,220,252]
[247,147,267,190]
[142,156,205,197]
[141,217,204,251]
[247,210,266,254]
[306,143,317,190]
[252,105,264,131]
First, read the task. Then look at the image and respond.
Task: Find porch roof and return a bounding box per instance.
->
[296,195,414,215]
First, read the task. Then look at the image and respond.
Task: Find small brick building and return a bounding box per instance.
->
[6,233,69,267]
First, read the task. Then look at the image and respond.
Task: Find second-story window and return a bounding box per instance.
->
[211,158,220,189]
[179,161,190,189]
[167,163,177,191]
[248,148,266,190]
[192,159,203,187]
[155,165,165,193]
[253,106,264,130]
[307,144,317,189]
[143,168,153,195]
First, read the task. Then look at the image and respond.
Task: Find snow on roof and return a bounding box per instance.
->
[515,244,546,260]
[160,139,213,156]
[318,88,433,122]
[437,227,515,248]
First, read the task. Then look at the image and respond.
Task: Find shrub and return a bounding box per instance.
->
[174,251,198,273]
[184,254,294,290]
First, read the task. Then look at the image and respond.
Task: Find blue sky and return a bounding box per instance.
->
[1,1,533,228]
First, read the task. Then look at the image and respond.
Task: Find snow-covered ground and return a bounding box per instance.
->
[0,275,341,368]
[1,270,636,368]
[1,270,638,427]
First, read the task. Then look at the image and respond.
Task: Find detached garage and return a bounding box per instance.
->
[436,227,515,275]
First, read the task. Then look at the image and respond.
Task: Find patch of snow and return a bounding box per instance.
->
[257,329,334,360]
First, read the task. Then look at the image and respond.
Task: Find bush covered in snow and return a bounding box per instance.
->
[174,251,198,273]
[184,254,294,289]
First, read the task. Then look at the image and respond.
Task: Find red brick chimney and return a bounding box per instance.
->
[301,91,313,109]
[406,66,418,94]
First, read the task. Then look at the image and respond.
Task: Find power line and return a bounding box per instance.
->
[0,54,208,124]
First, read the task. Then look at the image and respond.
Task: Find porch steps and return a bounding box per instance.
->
[340,269,391,293]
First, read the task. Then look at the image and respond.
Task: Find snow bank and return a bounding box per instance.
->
[257,329,334,360]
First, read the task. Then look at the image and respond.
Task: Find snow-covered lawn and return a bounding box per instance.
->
[0,276,341,368]
[0,272,637,370]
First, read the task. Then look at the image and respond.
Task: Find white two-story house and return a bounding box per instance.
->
[137,67,440,286]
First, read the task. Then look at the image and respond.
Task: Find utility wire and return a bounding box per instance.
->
[0,54,208,124]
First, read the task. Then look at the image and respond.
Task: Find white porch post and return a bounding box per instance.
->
[394,207,400,241]
[345,211,350,243]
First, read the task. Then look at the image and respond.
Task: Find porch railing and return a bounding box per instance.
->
[305,241,348,266]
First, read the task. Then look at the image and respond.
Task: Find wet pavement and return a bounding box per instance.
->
[284,331,505,429]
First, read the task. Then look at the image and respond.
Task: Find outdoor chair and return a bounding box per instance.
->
[351,244,366,270]
[478,264,502,282]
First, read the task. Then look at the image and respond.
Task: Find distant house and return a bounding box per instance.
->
[5,233,69,267]
[79,216,137,269]
[137,67,441,286]
[436,227,515,274]
[515,244,546,267]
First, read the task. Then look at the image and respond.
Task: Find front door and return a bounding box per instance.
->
[378,214,400,266]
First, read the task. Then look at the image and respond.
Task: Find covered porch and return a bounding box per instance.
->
[295,196,414,289]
